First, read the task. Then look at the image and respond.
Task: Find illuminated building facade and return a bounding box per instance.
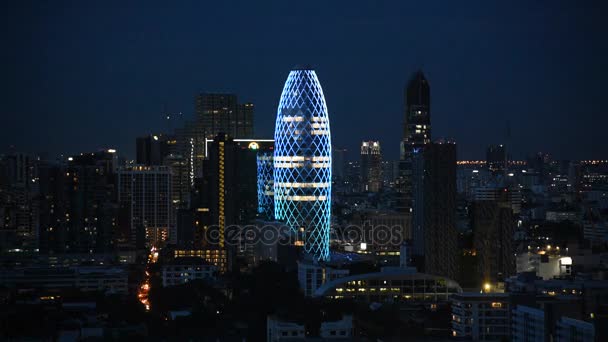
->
[274,67,332,262]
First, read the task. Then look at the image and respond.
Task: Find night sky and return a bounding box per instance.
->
[1,1,606,161]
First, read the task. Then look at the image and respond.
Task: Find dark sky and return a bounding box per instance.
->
[1,0,606,161]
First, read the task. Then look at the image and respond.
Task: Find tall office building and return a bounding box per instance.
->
[274,67,332,262]
[360,141,382,192]
[195,93,254,139]
[117,166,173,247]
[397,70,431,213]
[420,141,458,280]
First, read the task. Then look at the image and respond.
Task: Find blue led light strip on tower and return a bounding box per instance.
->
[273,68,332,262]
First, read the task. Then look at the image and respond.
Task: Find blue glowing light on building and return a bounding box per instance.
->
[273,67,332,262]
[257,152,274,220]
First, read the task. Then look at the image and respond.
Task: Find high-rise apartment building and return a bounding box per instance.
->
[424,142,458,279]
[117,166,173,247]
[360,141,382,193]
[412,141,458,280]
[274,67,332,262]
[195,93,254,139]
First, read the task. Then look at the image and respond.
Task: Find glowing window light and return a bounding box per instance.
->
[273,68,332,262]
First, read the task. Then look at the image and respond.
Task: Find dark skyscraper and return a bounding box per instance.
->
[423,142,458,279]
[403,70,431,150]
[398,70,431,214]
[413,141,458,280]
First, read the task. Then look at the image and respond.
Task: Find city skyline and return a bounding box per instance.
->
[2,1,606,160]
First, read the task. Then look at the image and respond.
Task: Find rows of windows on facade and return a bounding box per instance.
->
[1,69,608,341]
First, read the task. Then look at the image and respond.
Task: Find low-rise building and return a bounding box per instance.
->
[161,257,217,287]
[451,293,511,340]
[512,305,545,342]
[555,317,594,342]
[314,267,462,303]
[0,266,128,294]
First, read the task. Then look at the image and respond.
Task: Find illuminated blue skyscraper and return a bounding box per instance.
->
[274,67,332,262]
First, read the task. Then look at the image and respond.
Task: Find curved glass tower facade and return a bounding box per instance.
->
[274,68,332,262]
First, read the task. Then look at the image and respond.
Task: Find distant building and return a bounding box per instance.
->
[360,141,382,192]
[473,185,522,214]
[267,316,305,341]
[382,160,399,189]
[267,315,353,341]
[298,261,349,297]
[0,266,128,294]
[350,209,410,256]
[487,144,507,175]
[169,248,231,274]
[0,152,39,252]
